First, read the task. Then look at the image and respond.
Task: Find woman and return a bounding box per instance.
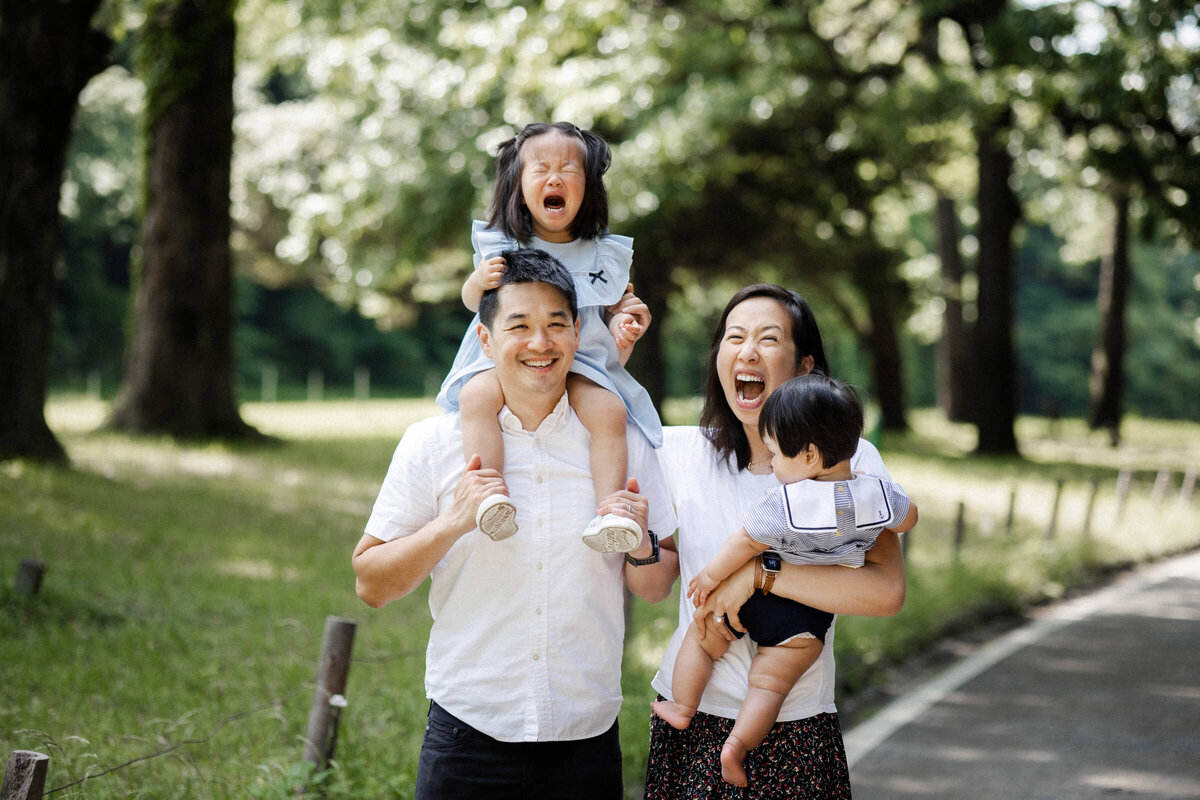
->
[645,284,906,798]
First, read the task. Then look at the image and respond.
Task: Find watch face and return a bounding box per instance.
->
[763,552,782,572]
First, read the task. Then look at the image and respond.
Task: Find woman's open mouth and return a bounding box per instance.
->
[543,194,566,212]
[735,373,765,406]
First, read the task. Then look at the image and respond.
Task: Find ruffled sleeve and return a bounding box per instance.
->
[572,233,633,309]
[471,220,515,266]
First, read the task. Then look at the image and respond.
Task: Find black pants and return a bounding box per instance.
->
[415,701,623,800]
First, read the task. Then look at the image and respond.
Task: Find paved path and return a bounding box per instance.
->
[844,549,1200,799]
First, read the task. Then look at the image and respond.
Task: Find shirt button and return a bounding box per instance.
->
[536,607,542,615]
[532,653,540,660]
[537,561,544,570]
[536,475,544,484]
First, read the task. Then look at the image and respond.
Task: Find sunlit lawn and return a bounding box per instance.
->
[2,398,1197,798]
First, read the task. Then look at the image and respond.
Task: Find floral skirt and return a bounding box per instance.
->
[643,702,852,800]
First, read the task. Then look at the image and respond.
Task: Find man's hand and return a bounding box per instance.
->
[597,476,647,535]
[448,454,509,536]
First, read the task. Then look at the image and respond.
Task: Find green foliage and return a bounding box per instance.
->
[52,0,1200,423]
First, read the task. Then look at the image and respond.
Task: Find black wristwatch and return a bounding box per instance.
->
[625,531,660,566]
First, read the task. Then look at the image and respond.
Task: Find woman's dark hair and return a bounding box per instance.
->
[478,249,577,328]
[758,375,863,467]
[699,284,831,471]
[488,121,611,243]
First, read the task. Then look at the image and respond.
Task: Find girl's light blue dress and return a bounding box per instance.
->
[436,220,663,448]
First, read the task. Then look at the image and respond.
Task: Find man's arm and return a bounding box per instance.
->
[623,528,679,603]
[352,455,507,608]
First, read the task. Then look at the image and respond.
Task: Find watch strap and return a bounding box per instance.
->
[625,531,660,566]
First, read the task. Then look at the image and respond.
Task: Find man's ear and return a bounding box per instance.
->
[478,323,493,358]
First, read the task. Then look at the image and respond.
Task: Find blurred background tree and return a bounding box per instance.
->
[6,0,1199,461]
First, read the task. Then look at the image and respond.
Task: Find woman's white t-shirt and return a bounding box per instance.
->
[651,426,890,721]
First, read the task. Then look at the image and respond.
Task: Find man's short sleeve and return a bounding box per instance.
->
[364,418,442,542]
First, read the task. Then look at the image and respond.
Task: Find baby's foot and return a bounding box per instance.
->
[720,735,749,787]
[650,700,695,731]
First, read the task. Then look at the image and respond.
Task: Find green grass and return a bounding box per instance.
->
[3,398,1198,798]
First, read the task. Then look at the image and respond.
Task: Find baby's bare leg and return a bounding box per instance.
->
[459,369,505,471]
[652,620,732,730]
[566,374,628,498]
[721,639,823,787]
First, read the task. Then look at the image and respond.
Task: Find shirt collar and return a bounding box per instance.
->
[498,391,571,435]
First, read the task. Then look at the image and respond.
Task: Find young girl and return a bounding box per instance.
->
[651,374,917,787]
[436,121,663,550]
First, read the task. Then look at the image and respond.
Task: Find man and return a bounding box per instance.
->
[352,248,678,798]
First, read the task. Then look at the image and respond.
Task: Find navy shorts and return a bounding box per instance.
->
[731,592,834,647]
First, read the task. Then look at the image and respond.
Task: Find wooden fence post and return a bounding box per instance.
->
[302,617,357,774]
[354,367,370,401]
[1179,469,1196,504]
[1151,470,1171,502]
[1045,479,1064,540]
[953,501,966,560]
[1,751,49,800]
[1115,469,1132,519]
[1081,478,1100,541]
[14,559,44,598]
[307,369,324,402]
[1004,485,1017,537]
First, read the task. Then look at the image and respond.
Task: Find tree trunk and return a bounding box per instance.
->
[1087,184,1130,445]
[934,193,972,422]
[109,0,257,438]
[972,109,1020,455]
[0,0,110,462]
[863,280,908,432]
[624,256,670,421]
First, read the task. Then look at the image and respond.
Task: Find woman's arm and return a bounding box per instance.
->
[697,531,906,637]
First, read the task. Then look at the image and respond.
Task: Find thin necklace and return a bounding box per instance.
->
[747,455,772,471]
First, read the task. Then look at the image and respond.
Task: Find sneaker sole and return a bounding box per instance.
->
[479,505,518,541]
[582,526,640,554]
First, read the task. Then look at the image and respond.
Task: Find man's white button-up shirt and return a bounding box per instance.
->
[365,392,676,742]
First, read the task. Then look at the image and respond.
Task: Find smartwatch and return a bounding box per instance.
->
[760,551,782,595]
[625,531,660,566]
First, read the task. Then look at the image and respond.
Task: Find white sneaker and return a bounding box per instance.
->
[582,514,641,553]
[476,494,518,541]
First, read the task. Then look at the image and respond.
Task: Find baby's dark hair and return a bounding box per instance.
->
[478,248,578,328]
[758,375,863,467]
[488,121,611,243]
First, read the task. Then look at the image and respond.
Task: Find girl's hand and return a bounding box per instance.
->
[475,256,507,291]
[462,256,507,312]
[608,312,644,350]
[606,284,651,332]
